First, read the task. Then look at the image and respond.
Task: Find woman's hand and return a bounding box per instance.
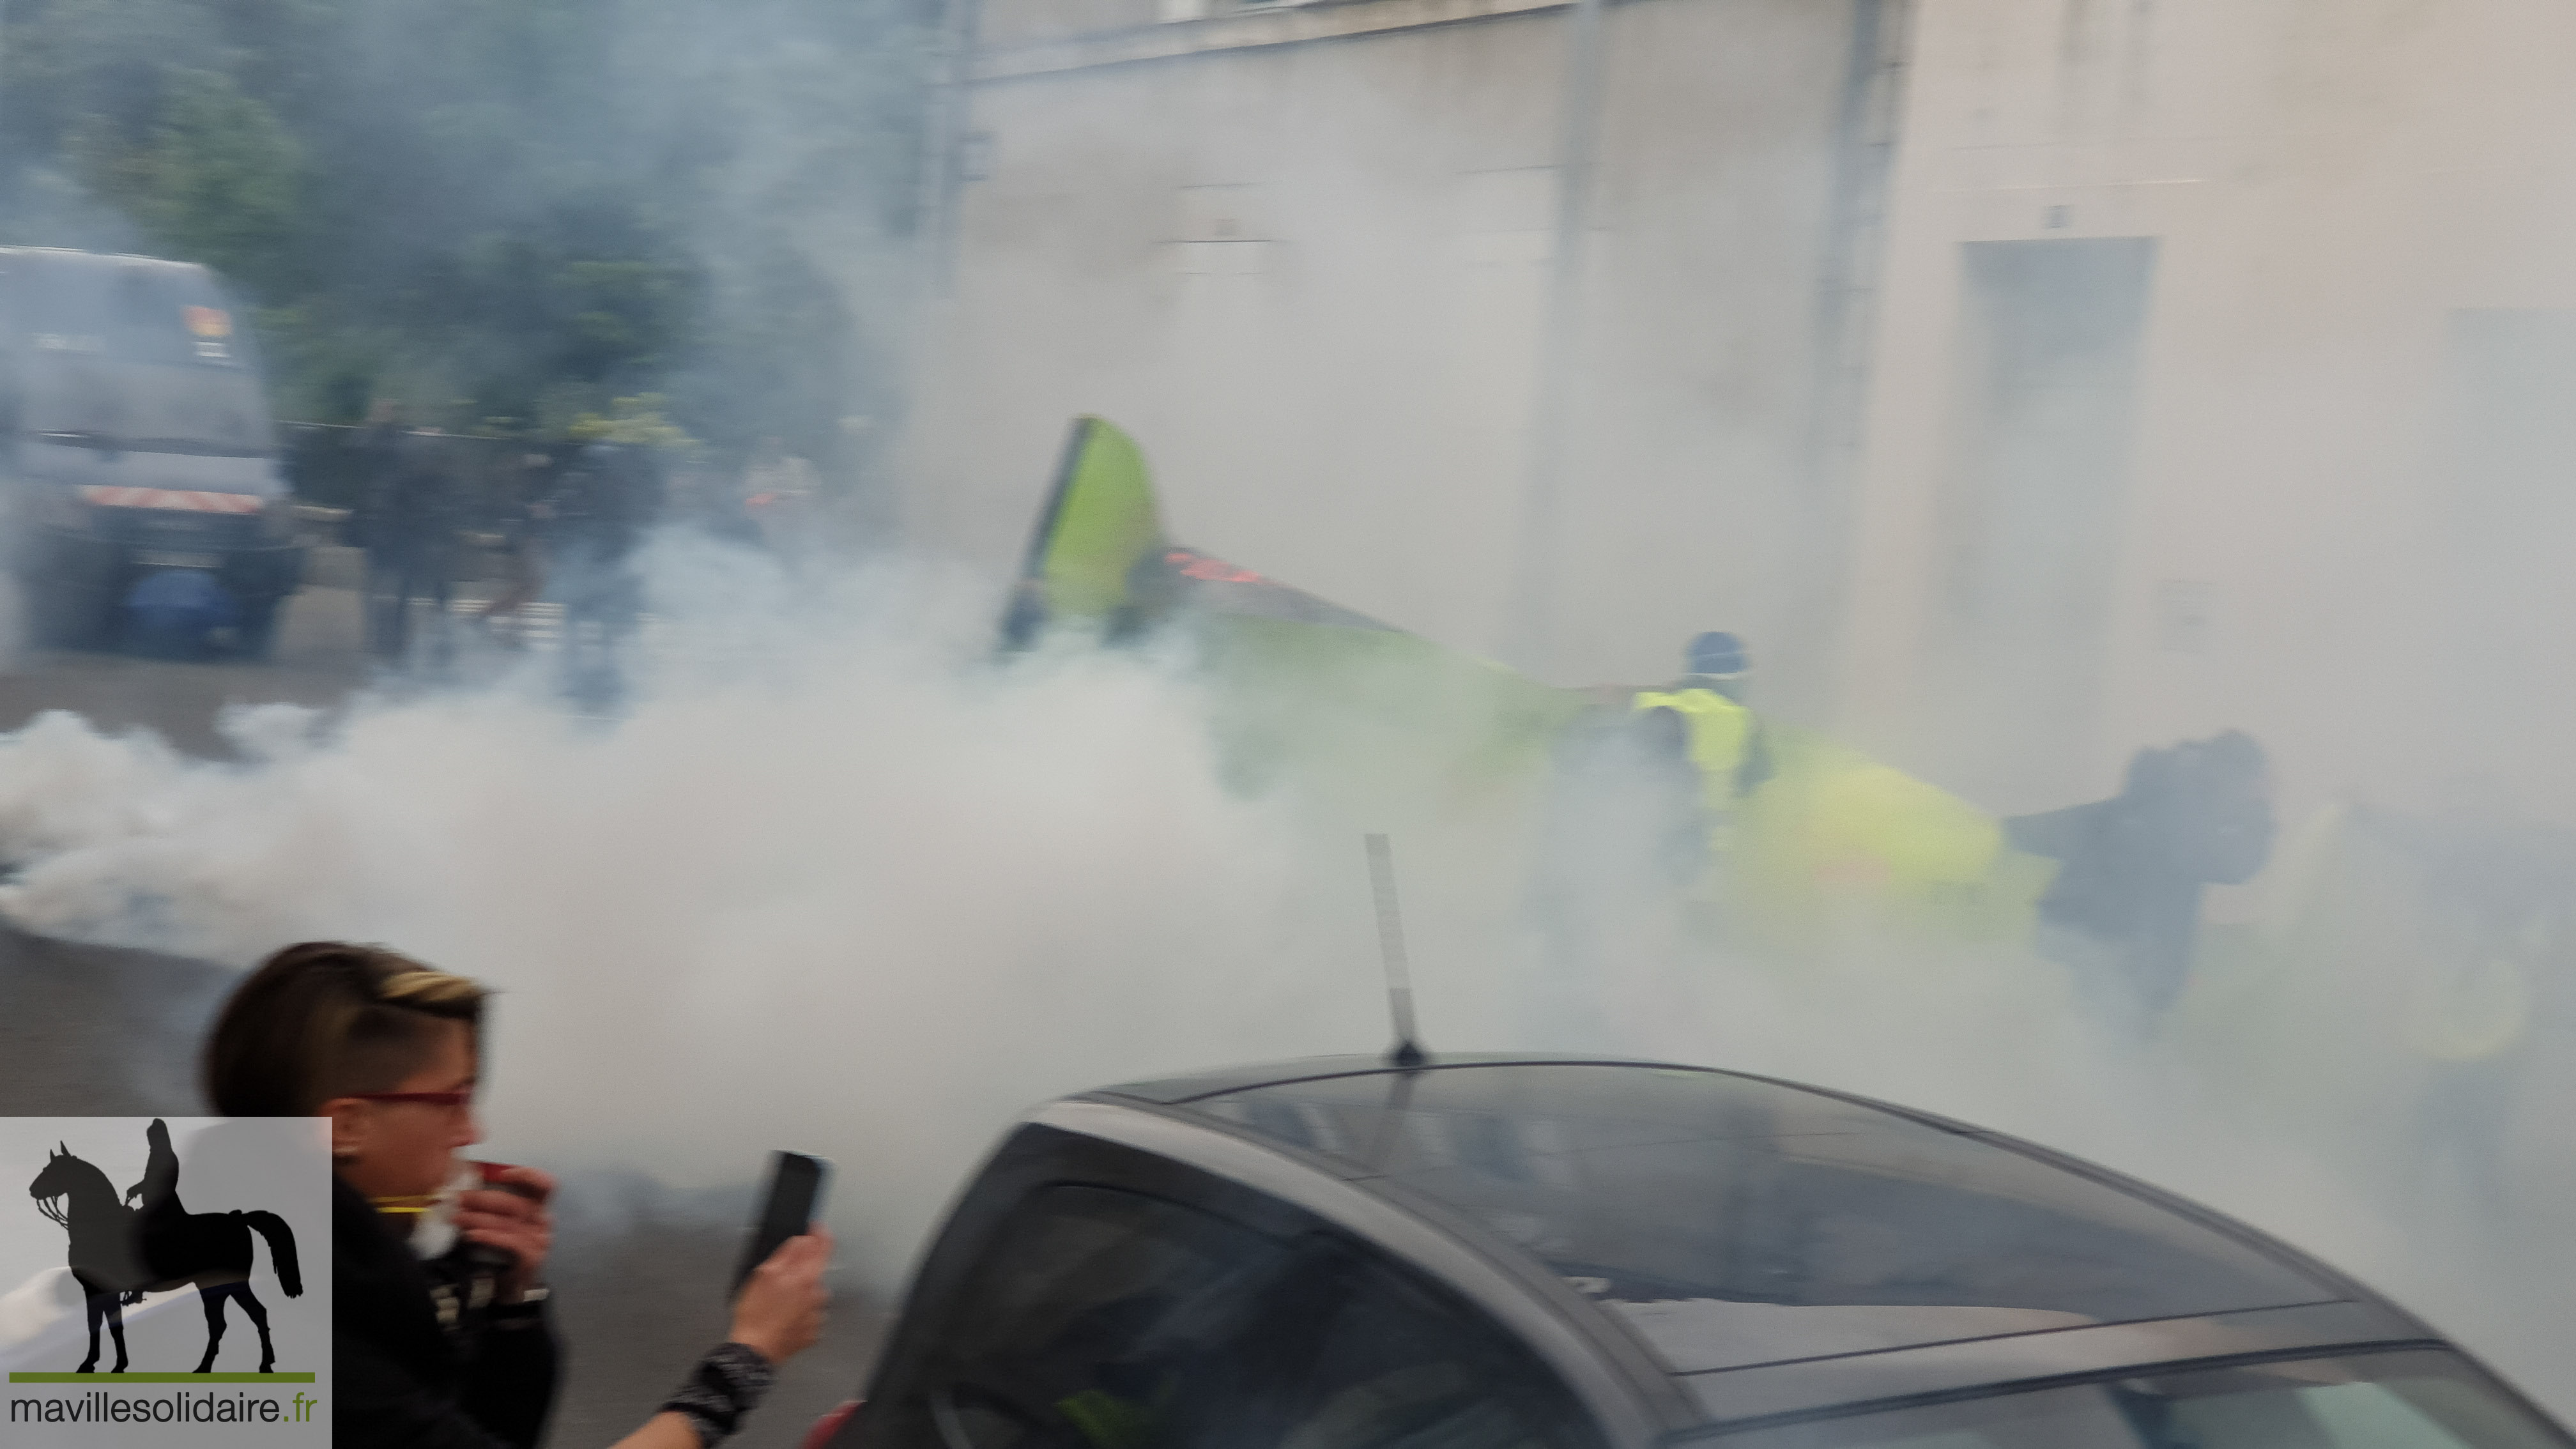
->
[730,1229,832,1366]
[456,1165,556,1303]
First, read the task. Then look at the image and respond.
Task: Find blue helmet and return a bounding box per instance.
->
[1686,631,1749,679]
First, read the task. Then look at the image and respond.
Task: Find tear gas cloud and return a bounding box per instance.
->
[0,539,2570,1418]
[4,0,2576,1425]
[0,546,1386,1275]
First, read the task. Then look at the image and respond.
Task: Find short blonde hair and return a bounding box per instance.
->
[204,942,489,1117]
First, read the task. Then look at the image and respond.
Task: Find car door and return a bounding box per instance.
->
[847,1123,1609,1449]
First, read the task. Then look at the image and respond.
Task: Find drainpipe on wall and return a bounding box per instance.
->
[1500,0,1610,675]
[1784,0,1917,720]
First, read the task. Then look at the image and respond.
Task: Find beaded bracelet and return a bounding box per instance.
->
[659,1342,777,1446]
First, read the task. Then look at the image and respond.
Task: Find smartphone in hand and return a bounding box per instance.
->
[735,1151,831,1294]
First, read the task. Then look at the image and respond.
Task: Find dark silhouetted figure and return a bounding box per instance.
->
[27,1120,303,1374]
[355,403,459,664]
[546,443,663,709]
[2007,730,2275,1030]
[475,453,556,641]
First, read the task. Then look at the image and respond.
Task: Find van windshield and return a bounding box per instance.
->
[4,255,273,456]
[21,357,272,456]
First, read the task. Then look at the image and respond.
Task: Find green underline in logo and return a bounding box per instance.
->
[8,1372,316,1383]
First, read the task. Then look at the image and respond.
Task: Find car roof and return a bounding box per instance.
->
[1089,1056,2428,1423]
[0,247,213,275]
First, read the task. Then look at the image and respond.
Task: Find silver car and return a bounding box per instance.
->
[825,1055,2568,1449]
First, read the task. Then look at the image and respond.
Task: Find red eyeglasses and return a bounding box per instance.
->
[352,1091,474,1108]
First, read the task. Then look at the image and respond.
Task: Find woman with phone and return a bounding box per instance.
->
[204,941,833,1448]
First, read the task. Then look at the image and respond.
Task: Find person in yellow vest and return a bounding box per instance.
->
[1631,632,1775,831]
[2342,792,2573,1218]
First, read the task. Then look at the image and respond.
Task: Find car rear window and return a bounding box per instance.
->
[1187,1064,2329,1374]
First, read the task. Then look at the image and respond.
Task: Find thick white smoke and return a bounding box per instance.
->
[0,544,1391,1277]
[0,536,2567,1416]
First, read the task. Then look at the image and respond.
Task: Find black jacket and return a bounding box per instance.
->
[352,428,459,556]
[2005,740,2273,1009]
[334,1178,559,1449]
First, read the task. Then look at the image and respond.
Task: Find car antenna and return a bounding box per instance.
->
[1363,833,1429,1070]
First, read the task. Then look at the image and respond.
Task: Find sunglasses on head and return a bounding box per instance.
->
[353,1090,473,1108]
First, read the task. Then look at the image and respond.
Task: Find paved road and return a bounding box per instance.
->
[0,588,887,1444]
[0,919,236,1117]
[0,581,372,757]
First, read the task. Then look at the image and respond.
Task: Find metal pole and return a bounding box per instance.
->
[1502,0,1610,673]
[0,0,14,171]
[1785,0,1916,717]
[912,0,981,303]
[881,0,979,535]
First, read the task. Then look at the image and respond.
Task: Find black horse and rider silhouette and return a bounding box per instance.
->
[26,1119,303,1374]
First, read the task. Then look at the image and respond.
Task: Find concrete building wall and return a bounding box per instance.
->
[904,0,1890,692]
[1840,0,2576,817]
[910,0,2576,824]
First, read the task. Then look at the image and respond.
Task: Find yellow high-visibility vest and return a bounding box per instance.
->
[1634,687,1754,811]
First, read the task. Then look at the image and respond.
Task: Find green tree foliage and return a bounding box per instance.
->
[0,0,928,476]
[66,69,303,294]
[566,393,696,451]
